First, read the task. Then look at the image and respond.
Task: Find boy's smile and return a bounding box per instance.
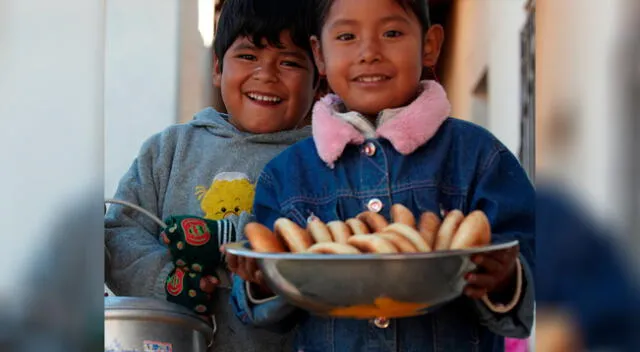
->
[245,92,283,105]
[214,31,315,134]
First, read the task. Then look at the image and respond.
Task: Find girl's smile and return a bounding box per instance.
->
[311,0,444,121]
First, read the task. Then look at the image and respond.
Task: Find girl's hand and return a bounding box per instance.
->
[222,246,273,298]
[464,245,520,300]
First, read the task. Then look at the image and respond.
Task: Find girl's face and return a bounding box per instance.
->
[312,0,443,117]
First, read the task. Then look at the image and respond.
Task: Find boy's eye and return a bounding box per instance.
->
[383,30,403,38]
[281,60,303,68]
[237,54,256,61]
[336,33,355,41]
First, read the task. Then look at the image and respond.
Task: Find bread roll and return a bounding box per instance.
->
[382,223,431,252]
[390,204,416,228]
[418,211,441,249]
[274,218,314,252]
[244,222,286,253]
[345,218,370,235]
[347,234,398,254]
[377,232,419,253]
[434,209,464,250]
[306,242,361,254]
[327,221,353,244]
[307,218,333,243]
[450,210,491,250]
[356,211,389,233]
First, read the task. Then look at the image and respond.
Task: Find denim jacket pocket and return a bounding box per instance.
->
[414,187,467,219]
[282,198,341,227]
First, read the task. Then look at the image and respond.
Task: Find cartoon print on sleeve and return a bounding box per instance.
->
[195,172,255,220]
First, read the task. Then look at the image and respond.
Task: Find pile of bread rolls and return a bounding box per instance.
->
[245,204,491,254]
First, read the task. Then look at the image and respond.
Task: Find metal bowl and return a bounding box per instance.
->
[105,296,214,352]
[225,240,518,319]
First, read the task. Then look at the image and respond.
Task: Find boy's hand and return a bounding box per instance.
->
[464,245,519,300]
[166,267,220,316]
[200,275,219,294]
[222,246,274,298]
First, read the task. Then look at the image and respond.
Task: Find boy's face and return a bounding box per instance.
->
[214,31,316,133]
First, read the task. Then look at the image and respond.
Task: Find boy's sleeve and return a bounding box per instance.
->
[229,169,299,330]
[468,144,536,339]
[105,136,173,299]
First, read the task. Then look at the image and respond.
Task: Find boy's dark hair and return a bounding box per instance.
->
[315,0,431,36]
[214,0,318,80]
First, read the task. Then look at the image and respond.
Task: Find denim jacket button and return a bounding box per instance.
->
[372,317,390,328]
[362,142,376,157]
[367,198,383,213]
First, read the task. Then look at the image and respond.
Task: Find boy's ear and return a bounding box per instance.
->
[213,55,222,87]
[422,24,445,68]
[310,36,326,76]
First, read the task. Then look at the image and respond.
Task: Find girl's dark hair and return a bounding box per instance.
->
[214,0,318,80]
[315,0,431,36]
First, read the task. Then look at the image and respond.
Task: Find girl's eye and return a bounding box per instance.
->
[336,33,355,41]
[238,54,256,60]
[383,30,403,38]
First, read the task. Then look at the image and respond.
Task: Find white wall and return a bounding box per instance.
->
[104,0,181,198]
[444,0,489,124]
[537,0,628,230]
[0,0,103,317]
[104,0,215,199]
[444,0,526,157]
[487,0,527,156]
[178,0,215,124]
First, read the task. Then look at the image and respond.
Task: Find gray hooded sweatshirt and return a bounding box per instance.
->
[105,107,310,351]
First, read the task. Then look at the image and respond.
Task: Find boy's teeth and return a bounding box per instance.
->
[357,76,387,82]
[247,93,281,102]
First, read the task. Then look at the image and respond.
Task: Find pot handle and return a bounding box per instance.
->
[207,314,217,349]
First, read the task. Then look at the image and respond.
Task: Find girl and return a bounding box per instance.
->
[228,0,534,351]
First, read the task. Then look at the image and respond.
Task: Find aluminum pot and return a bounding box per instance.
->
[105,296,214,352]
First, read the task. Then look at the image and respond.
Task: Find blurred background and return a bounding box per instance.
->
[1,0,639,350]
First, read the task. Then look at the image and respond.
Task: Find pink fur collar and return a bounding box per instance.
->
[311,80,451,168]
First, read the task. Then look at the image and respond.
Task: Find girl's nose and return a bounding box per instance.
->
[358,37,382,64]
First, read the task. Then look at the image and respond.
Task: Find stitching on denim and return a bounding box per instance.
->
[280,183,468,209]
[286,207,306,225]
[392,181,468,195]
[281,190,391,208]
[380,143,393,202]
[258,170,274,187]
[362,151,389,175]
[479,145,501,176]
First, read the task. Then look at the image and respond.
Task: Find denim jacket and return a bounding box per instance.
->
[231,81,535,352]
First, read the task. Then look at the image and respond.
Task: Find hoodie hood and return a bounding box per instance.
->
[189,107,311,145]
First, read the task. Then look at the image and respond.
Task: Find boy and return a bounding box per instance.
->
[105,0,318,350]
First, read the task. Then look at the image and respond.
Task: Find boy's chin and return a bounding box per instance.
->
[236,120,294,134]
